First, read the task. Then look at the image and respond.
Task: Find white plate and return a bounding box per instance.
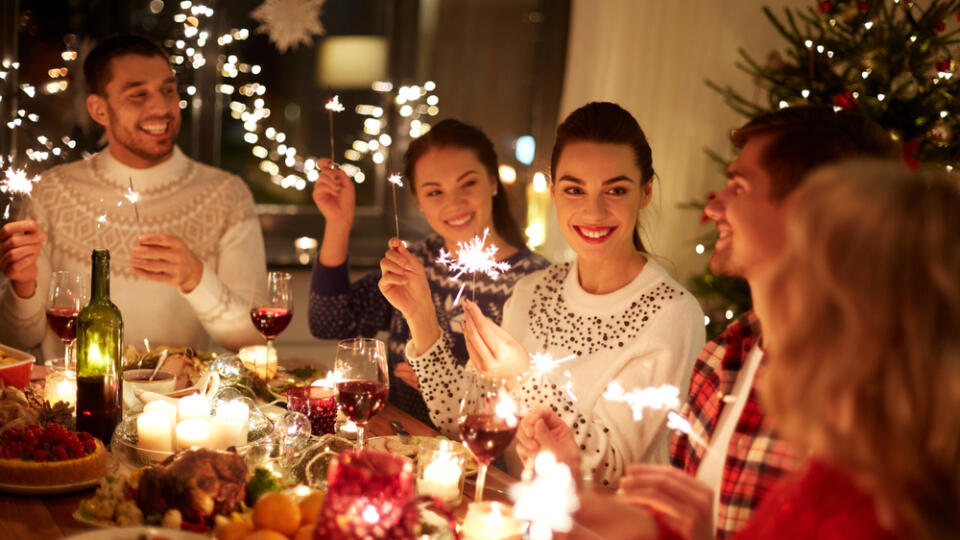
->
[66,526,208,539]
[0,477,100,495]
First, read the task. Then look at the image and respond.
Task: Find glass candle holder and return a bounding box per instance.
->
[238,345,278,380]
[287,385,337,436]
[416,439,466,506]
[461,501,524,540]
[44,366,77,410]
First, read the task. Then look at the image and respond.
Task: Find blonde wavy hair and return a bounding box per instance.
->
[761,160,960,539]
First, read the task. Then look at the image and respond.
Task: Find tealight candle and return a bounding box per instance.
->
[238,345,277,380]
[176,418,211,450]
[210,400,250,450]
[178,393,211,423]
[44,368,76,410]
[462,501,524,540]
[417,439,465,505]
[137,410,173,460]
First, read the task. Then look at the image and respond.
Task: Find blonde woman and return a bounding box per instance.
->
[743,161,960,539]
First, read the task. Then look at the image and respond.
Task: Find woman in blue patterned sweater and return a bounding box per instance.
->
[308,119,549,428]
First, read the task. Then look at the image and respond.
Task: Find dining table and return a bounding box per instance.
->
[0,403,660,539]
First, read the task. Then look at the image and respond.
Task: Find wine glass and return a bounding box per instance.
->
[458,374,518,502]
[334,338,389,449]
[46,271,86,370]
[249,272,294,372]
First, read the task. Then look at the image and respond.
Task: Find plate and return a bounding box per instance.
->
[66,526,208,539]
[0,477,100,495]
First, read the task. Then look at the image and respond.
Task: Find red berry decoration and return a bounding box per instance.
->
[938,59,951,72]
[0,424,91,462]
[818,1,833,14]
[935,21,946,32]
[833,90,858,110]
[858,1,869,12]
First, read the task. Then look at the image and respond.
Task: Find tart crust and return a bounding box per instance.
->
[0,438,106,486]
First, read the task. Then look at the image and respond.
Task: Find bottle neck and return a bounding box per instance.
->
[90,249,110,300]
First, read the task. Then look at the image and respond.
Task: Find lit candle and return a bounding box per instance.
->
[210,400,249,450]
[137,410,173,460]
[176,418,211,450]
[44,368,76,409]
[178,393,211,423]
[462,502,524,540]
[144,400,177,449]
[418,440,464,503]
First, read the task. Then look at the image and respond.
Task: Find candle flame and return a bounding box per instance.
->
[325,95,345,112]
[603,382,679,421]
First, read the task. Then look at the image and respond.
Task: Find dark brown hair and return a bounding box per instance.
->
[550,102,655,251]
[731,106,898,200]
[84,35,170,95]
[403,118,525,249]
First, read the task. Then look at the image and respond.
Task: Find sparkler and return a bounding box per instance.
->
[388,173,403,239]
[510,451,580,540]
[602,382,679,421]
[529,352,576,377]
[436,228,511,305]
[325,95,344,163]
[125,177,142,234]
[666,410,708,449]
[1,167,40,221]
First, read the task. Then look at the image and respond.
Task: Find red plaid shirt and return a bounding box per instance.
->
[670,310,798,539]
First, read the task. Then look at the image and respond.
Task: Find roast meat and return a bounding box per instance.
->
[137,448,247,523]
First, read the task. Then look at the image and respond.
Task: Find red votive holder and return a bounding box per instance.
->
[286,385,337,436]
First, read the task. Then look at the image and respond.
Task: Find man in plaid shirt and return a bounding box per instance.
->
[617,106,898,539]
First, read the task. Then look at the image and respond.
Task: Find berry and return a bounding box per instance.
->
[32,450,48,462]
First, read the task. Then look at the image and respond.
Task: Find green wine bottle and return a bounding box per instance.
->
[75,248,124,444]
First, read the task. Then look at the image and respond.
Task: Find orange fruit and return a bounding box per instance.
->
[252,492,302,536]
[298,491,325,525]
[293,524,316,540]
[216,521,254,540]
[242,531,289,540]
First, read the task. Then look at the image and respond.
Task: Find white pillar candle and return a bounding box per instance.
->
[176,418,211,450]
[178,393,211,423]
[210,400,250,450]
[137,410,173,461]
[144,400,177,450]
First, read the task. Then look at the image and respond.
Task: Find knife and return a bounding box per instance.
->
[390,420,413,443]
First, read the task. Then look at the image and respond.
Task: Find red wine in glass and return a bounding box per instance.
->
[336,380,388,423]
[458,414,518,463]
[334,338,389,449]
[249,307,292,339]
[46,308,79,342]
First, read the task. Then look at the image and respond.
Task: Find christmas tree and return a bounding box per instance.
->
[694,0,960,337]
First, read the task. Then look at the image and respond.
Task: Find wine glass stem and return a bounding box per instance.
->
[63,341,73,371]
[356,423,365,450]
[475,463,488,501]
[266,338,276,376]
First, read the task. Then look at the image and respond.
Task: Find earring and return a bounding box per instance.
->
[492,186,499,196]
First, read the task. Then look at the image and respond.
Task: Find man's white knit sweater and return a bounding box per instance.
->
[0,146,267,358]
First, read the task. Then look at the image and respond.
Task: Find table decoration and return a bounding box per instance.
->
[44,366,77,409]
[177,393,211,423]
[210,399,250,450]
[238,345,278,381]
[417,438,466,505]
[137,409,173,460]
[176,418,211,450]
[461,501,524,540]
[286,385,337,436]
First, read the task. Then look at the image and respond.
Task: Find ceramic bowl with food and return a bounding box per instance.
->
[0,344,35,388]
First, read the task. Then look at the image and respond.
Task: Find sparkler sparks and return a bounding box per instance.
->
[667,411,708,448]
[494,388,519,428]
[126,177,142,232]
[510,451,580,540]
[602,382,679,421]
[388,173,403,240]
[529,352,576,376]
[436,228,511,305]
[1,167,40,220]
[325,95,344,164]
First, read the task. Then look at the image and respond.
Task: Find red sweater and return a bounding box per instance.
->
[734,459,901,540]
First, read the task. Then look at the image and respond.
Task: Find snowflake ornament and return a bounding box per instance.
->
[250,0,326,53]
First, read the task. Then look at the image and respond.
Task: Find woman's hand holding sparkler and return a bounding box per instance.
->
[461,298,530,386]
[517,408,582,481]
[312,159,355,267]
[617,464,714,540]
[378,238,440,356]
[0,220,46,298]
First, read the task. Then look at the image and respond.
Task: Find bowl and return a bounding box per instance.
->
[122,369,177,412]
[0,344,36,388]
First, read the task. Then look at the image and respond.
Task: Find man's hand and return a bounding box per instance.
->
[617,464,714,540]
[516,408,581,474]
[0,220,45,298]
[130,233,204,293]
[461,298,530,385]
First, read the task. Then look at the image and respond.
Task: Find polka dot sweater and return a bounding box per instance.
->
[308,234,549,428]
[406,258,705,487]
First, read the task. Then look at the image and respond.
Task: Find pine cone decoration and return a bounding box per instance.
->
[23,382,46,410]
[39,400,76,431]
